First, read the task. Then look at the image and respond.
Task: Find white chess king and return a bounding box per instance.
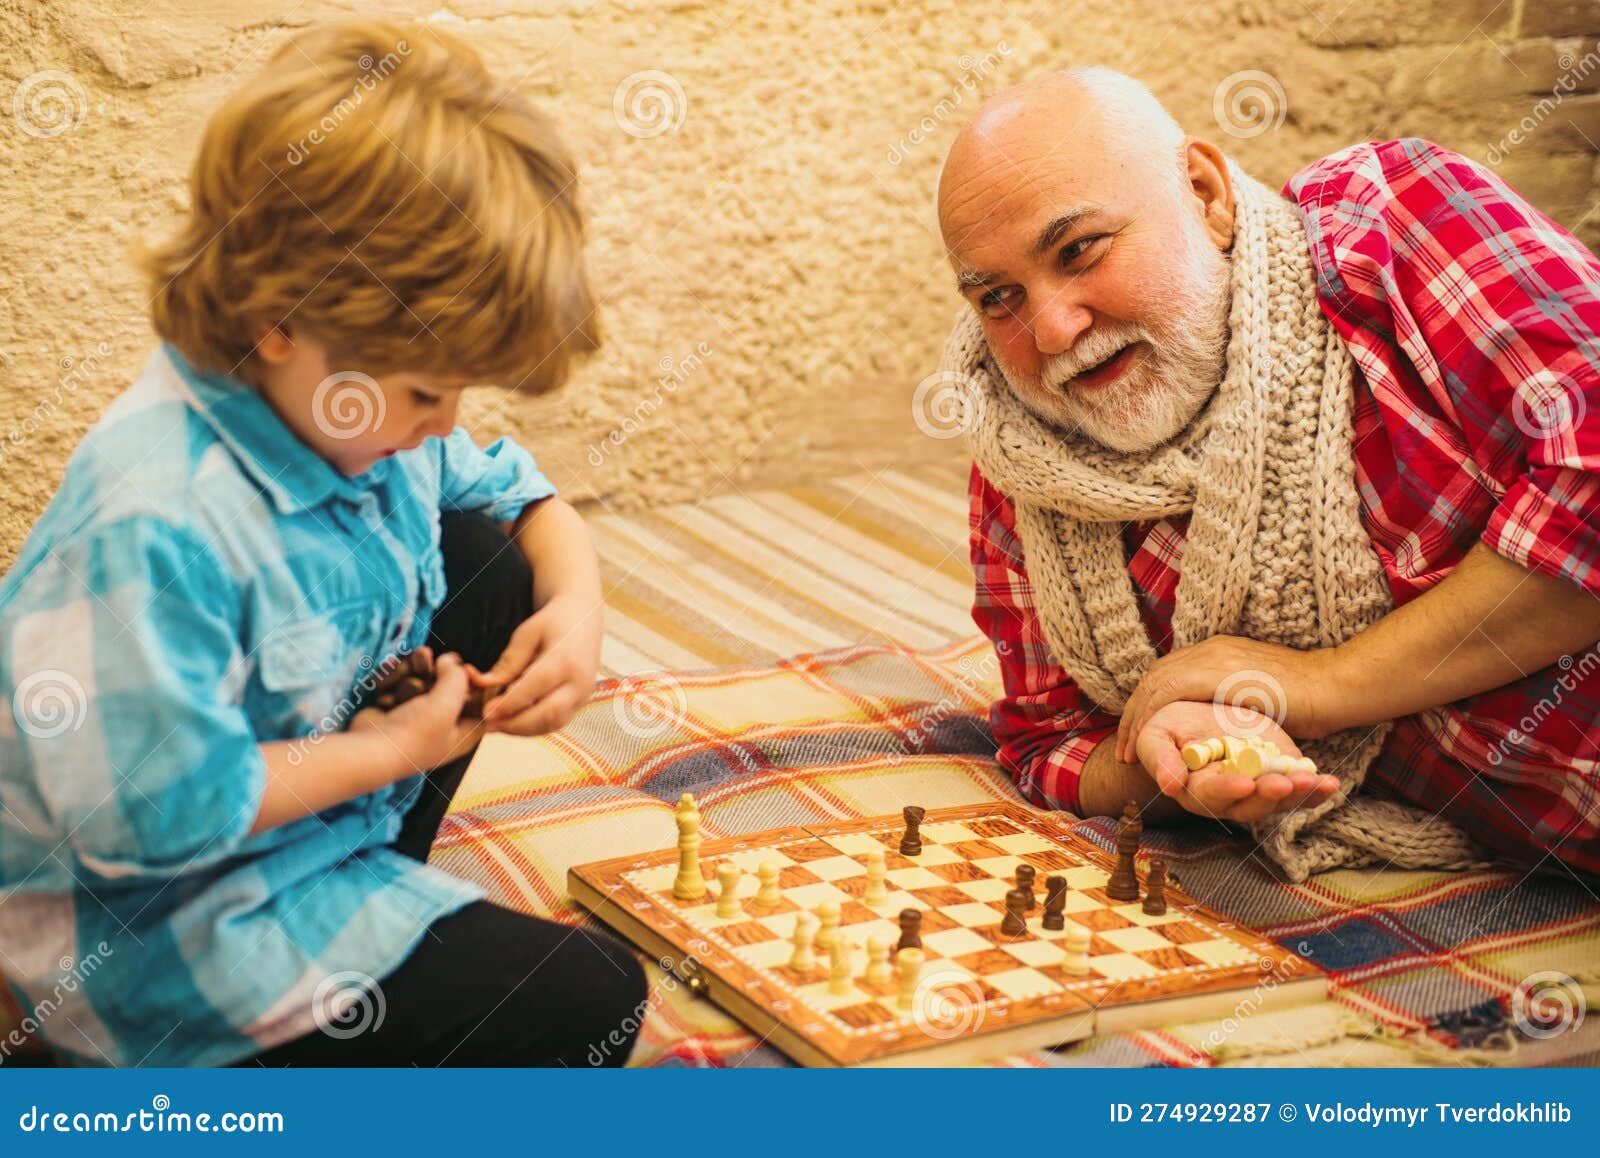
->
[672,792,707,900]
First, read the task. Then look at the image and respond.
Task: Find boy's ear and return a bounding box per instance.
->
[254,323,296,365]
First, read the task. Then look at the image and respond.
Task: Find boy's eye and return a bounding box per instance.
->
[409,390,440,406]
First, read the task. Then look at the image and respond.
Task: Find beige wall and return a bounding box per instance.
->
[2,0,1598,568]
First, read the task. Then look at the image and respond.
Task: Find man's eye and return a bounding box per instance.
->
[980,288,1019,317]
[1061,235,1106,265]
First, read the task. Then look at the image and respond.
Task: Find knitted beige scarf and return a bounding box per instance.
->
[952,162,1491,881]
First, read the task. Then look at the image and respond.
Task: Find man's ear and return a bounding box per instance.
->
[1182,138,1236,252]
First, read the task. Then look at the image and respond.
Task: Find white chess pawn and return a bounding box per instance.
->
[864,849,888,907]
[1061,923,1091,976]
[896,948,924,1010]
[813,900,840,952]
[789,912,818,972]
[755,861,781,907]
[715,862,742,918]
[828,937,855,995]
[865,936,891,986]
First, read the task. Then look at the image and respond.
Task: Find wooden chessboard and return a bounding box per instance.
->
[567,803,1325,1066]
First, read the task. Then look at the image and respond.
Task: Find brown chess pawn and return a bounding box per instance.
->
[1000,888,1029,937]
[1042,875,1067,931]
[899,805,926,857]
[1015,864,1037,910]
[1105,799,1143,902]
[1142,859,1169,916]
[895,907,923,953]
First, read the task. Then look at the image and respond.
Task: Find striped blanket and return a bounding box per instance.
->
[436,635,1600,1067]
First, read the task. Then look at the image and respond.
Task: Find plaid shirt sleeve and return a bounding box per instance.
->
[1288,137,1600,595]
[7,515,265,881]
[436,428,558,522]
[969,464,1117,814]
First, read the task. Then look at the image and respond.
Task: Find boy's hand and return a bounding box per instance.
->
[350,652,482,773]
[1133,700,1341,824]
[476,593,603,737]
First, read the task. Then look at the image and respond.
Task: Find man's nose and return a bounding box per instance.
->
[1028,292,1093,358]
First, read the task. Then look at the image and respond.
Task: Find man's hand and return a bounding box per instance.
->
[475,593,603,737]
[349,651,483,773]
[1133,700,1340,824]
[1115,636,1345,764]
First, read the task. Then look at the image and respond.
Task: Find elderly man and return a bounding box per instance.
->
[939,69,1600,880]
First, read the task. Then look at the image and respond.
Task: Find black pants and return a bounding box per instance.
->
[241,513,648,1068]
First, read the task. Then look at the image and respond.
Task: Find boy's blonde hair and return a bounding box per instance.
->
[140,19,599,393]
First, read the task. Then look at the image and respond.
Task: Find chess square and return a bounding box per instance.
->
[755,909,809,939]
[777,865,824,889]
[884,866,947,890]
[784,881,852,910]
[1062,865,1108,890]
[987,832,1056,855]
[983,966,1058,1001]
[1000,938,1067,969]
[831,999,901,1030]
[733,939,797,970]
[1176,939,1257,968]
[722,848,799,873]
[1020,849,1078,872]
[942,901,1005,928]
[921,926,993,958]
[1086,952,1159,981]
[921,821,981,844]
[969,818,1025,839]
[626,864,678,894]
[805,854,872,881]
[970,855,1025,879]
[926,859,991,884]
[910,885,978,908]
[823,832,887,856]
[1134,947,1194,971]
[715,918,781,946]
[1073,907,1134,931]
[1097,926,1172,954]
[784,839,845,863]
[796,980,869,1014]
[1117,904,1186,928]
[1063,889,1103,914]
[953,877,1013,903]
[910,843,963,867]
[950,839,1007,860]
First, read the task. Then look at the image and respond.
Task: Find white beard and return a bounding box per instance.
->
[996,216,1233,454]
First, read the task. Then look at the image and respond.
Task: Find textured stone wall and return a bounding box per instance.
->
[2,0,1597,568]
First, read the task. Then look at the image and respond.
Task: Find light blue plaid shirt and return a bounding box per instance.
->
[0,345,556,1066]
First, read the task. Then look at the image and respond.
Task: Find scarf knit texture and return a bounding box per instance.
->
[951,161,1492,881]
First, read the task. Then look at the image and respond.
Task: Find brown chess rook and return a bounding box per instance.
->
[899,805,926,857]
[1000,888,1029,937]
[1105,799,1143,902]
[1015,864,1037,910]
[1042,875,1067,931]
[896,907,923,953]
[1142,859,1169,916]
[368,650,502,719]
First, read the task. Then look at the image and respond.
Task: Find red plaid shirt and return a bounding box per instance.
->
[970,139,1600,876]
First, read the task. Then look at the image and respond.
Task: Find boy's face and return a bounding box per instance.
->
[253,328,469,477]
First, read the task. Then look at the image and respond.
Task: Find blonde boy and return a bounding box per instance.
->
[0,21,645,1066]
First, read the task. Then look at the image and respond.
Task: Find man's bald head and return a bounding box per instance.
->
[936,69,1236,454]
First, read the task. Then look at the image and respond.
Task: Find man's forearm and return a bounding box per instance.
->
[1329,542,1600,731]
[1076,736,1186,822]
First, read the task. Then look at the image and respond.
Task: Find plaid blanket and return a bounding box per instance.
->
[434,637,1600,1068]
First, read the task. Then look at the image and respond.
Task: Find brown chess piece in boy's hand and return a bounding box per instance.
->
[368,649,503,719]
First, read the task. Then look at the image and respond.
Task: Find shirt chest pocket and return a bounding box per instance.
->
[257,601,384,731]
